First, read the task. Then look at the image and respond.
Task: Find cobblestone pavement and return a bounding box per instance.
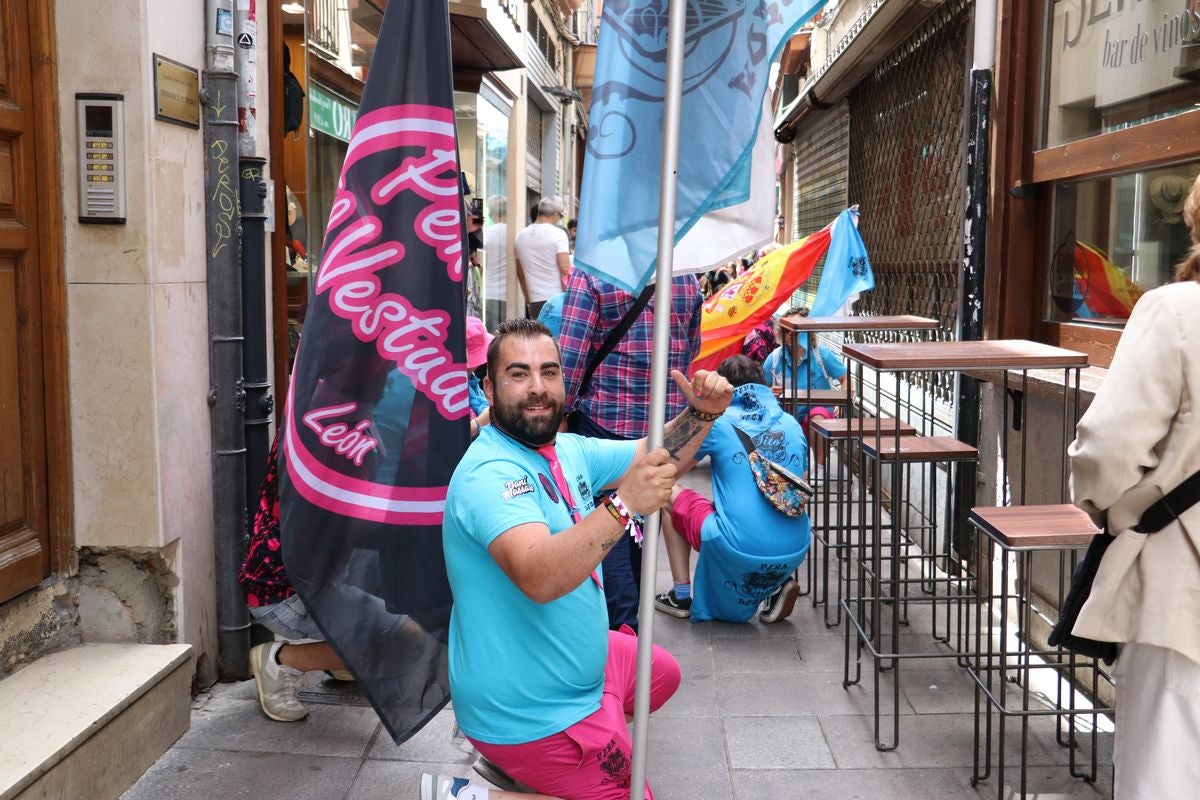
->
[125,465,1113,800]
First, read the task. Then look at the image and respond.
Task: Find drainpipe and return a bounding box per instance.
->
[235,1,273,599]
[239,156,270,550]
[563,40,575,213]
[953,0,996,557]
[205,0,251,679]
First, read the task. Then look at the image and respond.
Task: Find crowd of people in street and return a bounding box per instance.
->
[236,173,1200,799]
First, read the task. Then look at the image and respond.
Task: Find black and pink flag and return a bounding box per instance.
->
[278,0,468,744]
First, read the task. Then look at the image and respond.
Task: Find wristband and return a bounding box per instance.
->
[603,494,644,544]
[687,405,722,422]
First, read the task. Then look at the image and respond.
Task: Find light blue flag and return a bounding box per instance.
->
[575,0,825,294]
[809,209,875,317]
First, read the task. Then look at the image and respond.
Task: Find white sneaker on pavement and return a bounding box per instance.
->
[249,641,308,721]
[420,773,487,800]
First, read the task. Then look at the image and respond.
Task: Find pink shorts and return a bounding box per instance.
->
[668,488,713,551]
[802,405,835,433]
[469,627,681,800]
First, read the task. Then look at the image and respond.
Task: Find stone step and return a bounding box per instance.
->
[0,643,192,800]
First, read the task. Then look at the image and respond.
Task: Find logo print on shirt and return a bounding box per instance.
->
[538,473,560,503]
[575,474,592,508]
[501,476,535,501]
[724,567,788,604]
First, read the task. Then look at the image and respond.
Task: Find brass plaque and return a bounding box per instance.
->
[153,54,200,129]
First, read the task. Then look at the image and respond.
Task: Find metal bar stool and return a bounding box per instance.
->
[967,504,1113,800]
[843,434,979,751]
[776,385,853,601]
[811,415,916,630]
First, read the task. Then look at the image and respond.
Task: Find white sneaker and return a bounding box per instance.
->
[420,773,473,800]
[249,641,308,721]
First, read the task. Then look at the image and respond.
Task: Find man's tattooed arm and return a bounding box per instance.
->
[663,414,704,460]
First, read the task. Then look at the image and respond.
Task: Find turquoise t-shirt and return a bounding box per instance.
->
[691,383,812,622]
[762,343,847,415]
[443,426,638,744]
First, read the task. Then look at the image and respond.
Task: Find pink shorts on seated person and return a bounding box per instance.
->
[668,488,713,552]
[468,627,681,800]
[802,405,835,433]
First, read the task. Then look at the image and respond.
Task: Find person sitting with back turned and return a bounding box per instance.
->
[654,355,812,624]
[420,318,734,800]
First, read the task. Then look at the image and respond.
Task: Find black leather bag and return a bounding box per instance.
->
[1048,469,1200,665]
[1047,531,1118,664]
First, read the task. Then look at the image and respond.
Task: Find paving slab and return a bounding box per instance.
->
[710,632,803,673]
[716,670,882,718]
[120,749,360,800]
[724,716,836,770]
[177,679,381,759]
[644,716,731,800]
[654,657,720,720]
[365,707,473,765]
[732,766,1112,800]
[819,711,1103,771]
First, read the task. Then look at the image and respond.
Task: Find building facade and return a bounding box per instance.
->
[774,0,1200,649]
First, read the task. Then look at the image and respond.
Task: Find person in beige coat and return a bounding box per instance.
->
[1068,172,1200,800]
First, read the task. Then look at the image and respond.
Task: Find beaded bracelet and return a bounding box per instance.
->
[687,405,722,423]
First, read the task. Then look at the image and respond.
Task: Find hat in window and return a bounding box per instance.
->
[466,316,494,370]
[1149,175,1191,224]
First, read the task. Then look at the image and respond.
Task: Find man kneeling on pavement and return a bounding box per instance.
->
[421,318,734,800]
[654,355,812,624]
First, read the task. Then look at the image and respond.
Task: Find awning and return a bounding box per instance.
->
[573,42,597,111]
[349,0,523,76]
[449,0,524,74]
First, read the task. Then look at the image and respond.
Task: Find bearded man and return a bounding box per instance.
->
[421,318,733,800]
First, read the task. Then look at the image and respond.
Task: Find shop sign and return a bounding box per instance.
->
[1051,0,1200,108]
[309,83,357,143]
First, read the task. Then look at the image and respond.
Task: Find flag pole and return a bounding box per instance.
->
[629,0,688,795]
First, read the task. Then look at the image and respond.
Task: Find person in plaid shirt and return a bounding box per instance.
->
[559,270,703,629]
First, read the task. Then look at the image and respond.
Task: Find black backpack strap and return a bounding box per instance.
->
[576,282,656,400]
[1135,468,1200,533]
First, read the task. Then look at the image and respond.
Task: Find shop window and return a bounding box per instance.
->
[1047,162,1200,323]
[455,89,512,329]
[991,0,1200,364]
[1043,0,1200,147]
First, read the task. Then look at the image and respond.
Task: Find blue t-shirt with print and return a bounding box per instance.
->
[443,426,638,744]
[762,343,846,415]
[691,383,812,622]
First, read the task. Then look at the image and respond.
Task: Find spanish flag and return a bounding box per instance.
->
[1074,242,1144,319]
[692,209,864,373]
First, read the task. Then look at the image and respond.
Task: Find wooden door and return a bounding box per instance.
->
[0,0,51,603]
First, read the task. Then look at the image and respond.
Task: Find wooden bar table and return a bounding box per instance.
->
[774,315,939,616]
[837,340,1089,752]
